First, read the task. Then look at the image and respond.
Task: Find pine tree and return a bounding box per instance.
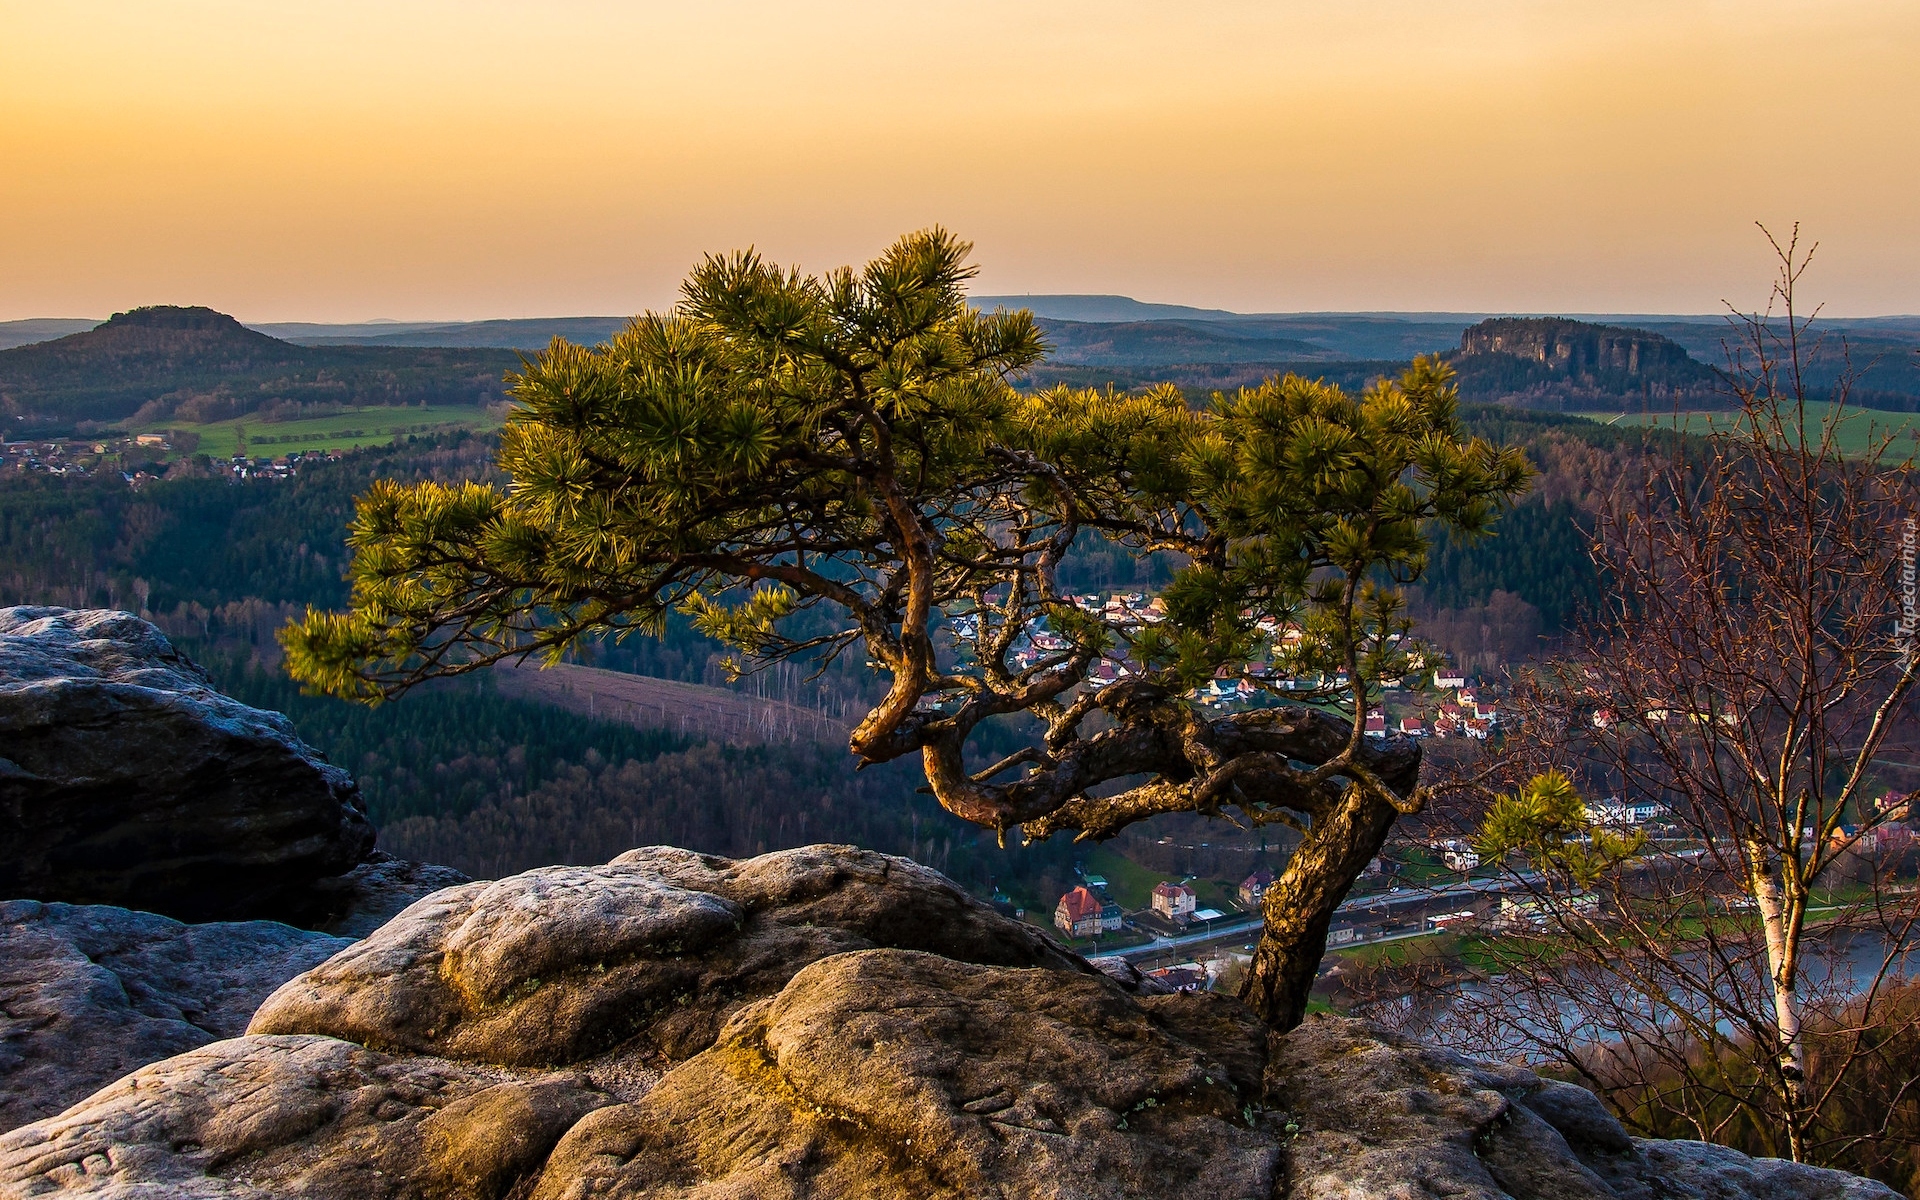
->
[283,228,1531,1030]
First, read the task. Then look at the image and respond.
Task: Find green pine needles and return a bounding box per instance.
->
[283,228,1532,1029]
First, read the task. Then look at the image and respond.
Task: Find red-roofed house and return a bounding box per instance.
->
[1146,963,1209,993]
[1239,867,1274,907]
[1054,886,1106,937]
[1151,881,1198,924]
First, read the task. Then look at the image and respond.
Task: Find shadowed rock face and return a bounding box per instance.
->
[1,846,1902,1199]
[0,607,375,922]
[0,901,351,1133]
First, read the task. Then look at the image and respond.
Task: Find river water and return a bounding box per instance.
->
[1373,927,1919,1061]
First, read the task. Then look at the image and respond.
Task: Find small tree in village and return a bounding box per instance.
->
[282,229,1530,1030]
[1473,228,1920,1175]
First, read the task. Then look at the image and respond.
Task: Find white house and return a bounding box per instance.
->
[1151,881,1198,923]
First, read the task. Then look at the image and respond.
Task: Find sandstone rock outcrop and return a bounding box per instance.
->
[0,900,351,1132]
[1,845,1900,1199]
[1447,317,1721,408]
[249,844,1090,1066]
[0,1035,606,1198]
[0,607,375,922]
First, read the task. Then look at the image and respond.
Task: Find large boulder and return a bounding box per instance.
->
[0,900,351,1132]
[0,846,1901,1199]
[0,607,376,922]
[528,949,1279,1200]
[249,844,1092,1066]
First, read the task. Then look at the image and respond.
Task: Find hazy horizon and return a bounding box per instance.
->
[13,296,1920,331]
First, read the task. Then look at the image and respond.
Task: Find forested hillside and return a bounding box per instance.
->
[0,306,516,434]
[0,431,1077,899]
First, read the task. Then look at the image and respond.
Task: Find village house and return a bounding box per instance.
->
[1238,867,1274,908]
[1442,844,1480,872]
[1145,963,1209,993]
[1497,892,1598,930]
[1150,881,1198,924]
[1584,796,1663,827]
[1053,886,1110,938]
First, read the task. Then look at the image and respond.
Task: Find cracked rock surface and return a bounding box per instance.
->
[2,845,1901,1199]
[0,900,350,1133]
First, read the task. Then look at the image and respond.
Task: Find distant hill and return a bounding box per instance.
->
[1033,318,1334,366]
[0,307,521,435]
[1019,359,1408,396]
[1444,317,1723,409]
[1609,318,1920,410]
[0,319,99,352]
[256,316,631,350]
[7,298,1908,419]
[971,294,1240,322]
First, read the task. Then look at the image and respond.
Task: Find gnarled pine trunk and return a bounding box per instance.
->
[1239,783,1409,1032]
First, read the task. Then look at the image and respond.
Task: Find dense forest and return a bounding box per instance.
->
[214,656,1072,898]
[0,431,1079,900]
[0,398,1663,900]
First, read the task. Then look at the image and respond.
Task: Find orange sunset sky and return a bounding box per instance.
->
[3,1,1917,322]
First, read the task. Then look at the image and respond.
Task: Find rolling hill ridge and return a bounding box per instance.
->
[0,307,519,435]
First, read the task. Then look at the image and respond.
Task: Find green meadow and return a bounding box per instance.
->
[1574,402,1920,460]
[132,405,504,460]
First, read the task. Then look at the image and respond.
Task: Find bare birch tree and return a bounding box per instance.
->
[1471,227,1920,1169]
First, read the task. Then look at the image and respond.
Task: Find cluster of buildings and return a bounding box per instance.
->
[222,450,336,480]
[0,436,156,477]
[1051,873,1234,941]
[0,437,340,485]
[967,589,1486,724]
[1423,683,1502,739]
